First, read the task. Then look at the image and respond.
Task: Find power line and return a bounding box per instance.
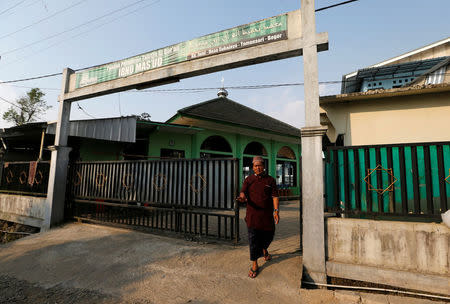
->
[315,0,359,12]
[0,0,28,16]
[0,95,21,109]
[0,0,349,59]
[129,75,450,93]
[5,71,450,91]
[2,0,47,18]
[0,95,46,122]
[0,0,161,71]
[0,0,150,57]
[0,0,88,41]
[0,72,62,84]
[76,102,96,119]
[3,84,59,91]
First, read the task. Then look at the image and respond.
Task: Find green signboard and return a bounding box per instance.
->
[75,14,287,89]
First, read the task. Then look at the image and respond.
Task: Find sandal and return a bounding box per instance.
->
[264,253,272,261]
[248,267,259,278]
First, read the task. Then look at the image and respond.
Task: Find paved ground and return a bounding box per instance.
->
[0,201,446,303]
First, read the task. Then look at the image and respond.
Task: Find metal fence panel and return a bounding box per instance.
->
[0,161,50,196]
[325,142,450,220]
[68,158,240,243]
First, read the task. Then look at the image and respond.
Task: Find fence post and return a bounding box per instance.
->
[234,200,240,244]
[234,159,240,244]
[0,161,3,187]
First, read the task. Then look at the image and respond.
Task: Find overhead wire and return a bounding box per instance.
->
[5,71,450,91]
[0,0,28,16]
[0,0,161,71]
[0,0,150,57]
[0,0,89,41]
[0,72,62,84]
[1,0,47,18]
[0,0,361,121]
[0,0,356,82]
[76,102,96,119]
[315,0,359,12]
[0,95,46,122]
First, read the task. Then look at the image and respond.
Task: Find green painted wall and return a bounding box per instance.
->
[191,129,300,195]
[79,139,123,161]
[78,124,302,196]
[148,131,193,158]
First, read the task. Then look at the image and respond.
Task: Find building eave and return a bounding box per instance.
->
[320,83,450,105]
[343,36,450,79]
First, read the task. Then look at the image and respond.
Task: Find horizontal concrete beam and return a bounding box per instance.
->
[61,8,328,102]
[63,34,328,102]
[327,261,450,296]
[0,211,43,228]
[0,194,47,229]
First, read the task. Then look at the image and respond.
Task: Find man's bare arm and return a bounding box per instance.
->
[273,196,280,224]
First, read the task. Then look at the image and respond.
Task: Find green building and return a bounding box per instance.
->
[0,90,302,196]
[151,89,301,195]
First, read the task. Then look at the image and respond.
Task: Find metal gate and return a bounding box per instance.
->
[66,158,240,243]
[325,141,450,219]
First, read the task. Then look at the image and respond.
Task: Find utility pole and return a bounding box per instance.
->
[300,0,328,284]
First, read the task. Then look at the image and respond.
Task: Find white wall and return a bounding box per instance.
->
[326,217,450,295]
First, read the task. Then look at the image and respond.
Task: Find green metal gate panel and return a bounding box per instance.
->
[325,142,450,220]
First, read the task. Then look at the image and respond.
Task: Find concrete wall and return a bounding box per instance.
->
[326,217,450,295]
[0,194,47,229]
[322,91,450,146]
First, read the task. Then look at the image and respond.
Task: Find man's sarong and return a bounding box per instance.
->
[247,227,274,261]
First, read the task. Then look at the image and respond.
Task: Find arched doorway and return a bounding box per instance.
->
[200,135,233,158]
[242,141,268,178]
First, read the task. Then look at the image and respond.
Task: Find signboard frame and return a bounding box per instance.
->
[63,9,328,102]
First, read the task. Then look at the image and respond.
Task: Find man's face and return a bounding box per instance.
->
[253,161,265,175]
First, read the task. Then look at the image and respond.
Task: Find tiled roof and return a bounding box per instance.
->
[177,96,300,137]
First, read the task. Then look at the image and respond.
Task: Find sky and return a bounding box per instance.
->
[0,0,448,129]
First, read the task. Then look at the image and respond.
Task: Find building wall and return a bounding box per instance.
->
[326,217,450,295]
[148,131,193,158]
[147,127,301,195]
[322,91,450,146]
[79,139,123,161]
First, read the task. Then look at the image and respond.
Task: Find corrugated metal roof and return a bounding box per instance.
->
[356,57,448,79]
[46,116,136,143]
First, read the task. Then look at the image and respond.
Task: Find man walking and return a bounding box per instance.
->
[237,156,279,278]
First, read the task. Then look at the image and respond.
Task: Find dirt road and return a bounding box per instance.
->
[1,201,441,304]
[0,201,339,303]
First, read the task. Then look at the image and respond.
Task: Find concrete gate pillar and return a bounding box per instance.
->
[300,0,327,285]
[43,68,73,230]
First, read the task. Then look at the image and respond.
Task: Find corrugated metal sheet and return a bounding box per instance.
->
[426,66,447,85]
[46,116,136,143]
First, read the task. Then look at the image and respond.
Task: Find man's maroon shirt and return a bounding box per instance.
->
[241,173,278,231]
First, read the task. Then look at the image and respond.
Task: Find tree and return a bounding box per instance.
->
[2,88,50,126]
[137,112,151,121]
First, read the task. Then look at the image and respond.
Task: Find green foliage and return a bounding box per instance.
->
[2,88,50,126]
